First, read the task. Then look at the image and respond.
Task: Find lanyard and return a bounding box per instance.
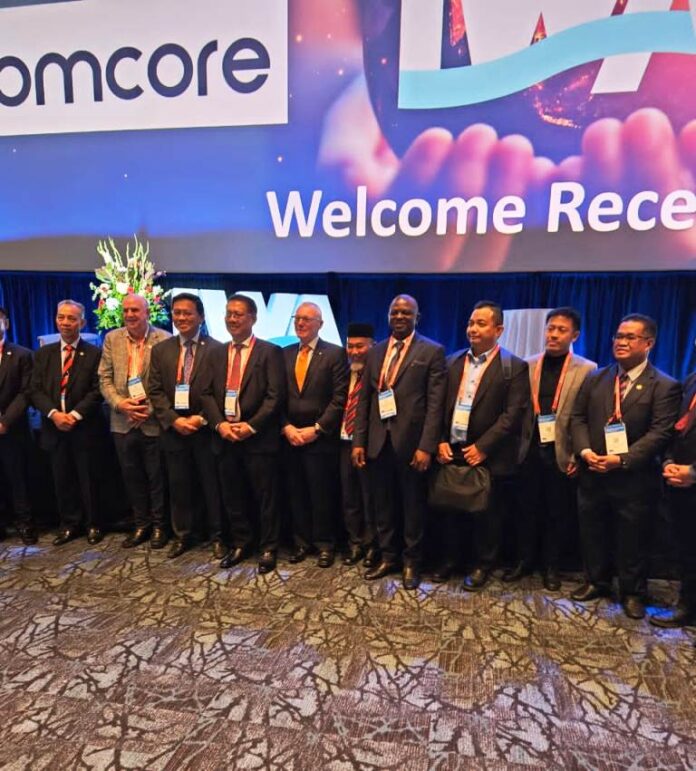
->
[226,336,256,389]
[378,338,409,390]
[457,346,499,403]
[532,352,572,416]
[127,337,146,378]
[176,339,197,383]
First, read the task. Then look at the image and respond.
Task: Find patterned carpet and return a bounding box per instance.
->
[0,535,694,770]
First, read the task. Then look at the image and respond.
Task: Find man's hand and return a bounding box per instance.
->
[462,444,487,467]
[663,463,695,488]
[297,426,319,444]
[173,417,197,436]
[51,411,76,432]
[351,447,366,469]
[218,422,237,442]
[230,422,255,441]
[0,422,7,436]
[566,460,578,478]
[437,442,453,465]
[581,449,603,471]
[118,397,150,422]
[585,453,621,473]
[282,424,305,447]
[410,449,431,473]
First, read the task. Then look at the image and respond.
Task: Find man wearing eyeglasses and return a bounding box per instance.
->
[282,302,349,568]
[570,314,681,620]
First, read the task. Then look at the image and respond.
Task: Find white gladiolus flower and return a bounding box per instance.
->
[116,282,129,294]
[106,297,119,311]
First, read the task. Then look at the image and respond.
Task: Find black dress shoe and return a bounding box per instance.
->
[150,527,168,550]
[650,606,696,628]
[343,544,364,566]
[258,550,277,574]
[362,547,381,569]
[622,595,646,620]
[18,527,38,546]
[53,528,79,546]
[0,527,6,541]
[317,550,335,568]
[220,546,248,568]
[87,527,104,545]
[462,567,490,592]
[432,563,454,584]
[502,562,532,583]
[365,560,397,580]
[288,547,310,564]
[212,540,228,561]
[403,564,421,590]
[543,569,562,592]
[570,582,610,602]
[167,539,189,559]
[122,526,150,549]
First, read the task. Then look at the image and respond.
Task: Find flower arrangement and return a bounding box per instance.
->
[90,236,169,331]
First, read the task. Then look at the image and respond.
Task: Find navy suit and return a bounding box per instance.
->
[0,342,33,527]
[571,362,681,597]
[282,339,349,551]
[353,333,446,565]
[201,338,286,551]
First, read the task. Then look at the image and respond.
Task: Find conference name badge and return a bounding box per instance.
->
[378,389,397,420]
[127,376,146,400]
[604,422,629,455]
[453,401,472,433]
[224,389,239,418]
[174,384,190,411]
[537,414,556,444]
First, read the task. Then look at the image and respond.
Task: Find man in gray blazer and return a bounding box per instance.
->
[98,294,171,551]
[510,308,596,590]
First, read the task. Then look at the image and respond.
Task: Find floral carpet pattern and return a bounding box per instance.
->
[0,535,694,770]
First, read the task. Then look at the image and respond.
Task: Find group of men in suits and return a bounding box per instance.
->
[1,295,695,630]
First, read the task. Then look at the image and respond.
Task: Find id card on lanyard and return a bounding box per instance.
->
[533,353,571,444]
[604,373,629,455]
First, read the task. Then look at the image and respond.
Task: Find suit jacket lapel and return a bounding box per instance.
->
[301,339,323,393]
[621,363,654,416]
[392,335,419,388]
[240,340,259,394]
[448,352,466,413]
[0,342,11,390]
[189,336,209,386]
[556,356,579,417]
[65,339,84,396]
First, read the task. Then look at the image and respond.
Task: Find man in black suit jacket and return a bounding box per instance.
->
[201,294,286,574]
[571,314,681,620]
[282,302,349,568]
[29,300,105,545]
[352,294,446,590]
[435,301,530,590]
[149,293,224,560]
[650,363,696,629]
[0,306,37,544]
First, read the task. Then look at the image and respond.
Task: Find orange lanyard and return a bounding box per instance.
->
[127,337,146,378]
[226,336,256,389]
[532,352,572,416]
[457,346,499,403]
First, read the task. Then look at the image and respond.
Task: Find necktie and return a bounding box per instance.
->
[61,344,74,399]
[295,344,310,391]
[228,342,244,391]
[182,339,194,385]
[343,369,363,438]
[383,340,404,390]
[619,372,630,401]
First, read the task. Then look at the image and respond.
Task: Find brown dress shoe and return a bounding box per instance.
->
[364,560,397,580]
[258,551,277,574]
[462,567,490,592]
[220,546,248,568]
[622,595,646,620]
[343,545,364,565]
[650,606,696,628]
[402,564,421,591]
[570,582,611,602]
[150,528,168,550]
[122,526,150,548]
[317,550,335,568]
[53,528,79,546]
[288,546,310,564]
[168,539,189,559]
[212,540,228,560]
[86,527,104,545]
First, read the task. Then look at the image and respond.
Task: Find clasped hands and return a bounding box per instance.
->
[282,424,319,447]
[437,442,487,467]
[118,397,150,427]
[218,421,254,442]
[581,450,622,473]
[663,463,695,488]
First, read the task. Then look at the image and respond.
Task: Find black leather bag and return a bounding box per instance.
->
[428,464,491,513]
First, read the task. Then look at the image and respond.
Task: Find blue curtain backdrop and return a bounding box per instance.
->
[1,269,695,380]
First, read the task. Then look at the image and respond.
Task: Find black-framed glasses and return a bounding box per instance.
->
[612,333,650,343]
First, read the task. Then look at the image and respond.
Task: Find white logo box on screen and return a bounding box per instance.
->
[0,0,288,136]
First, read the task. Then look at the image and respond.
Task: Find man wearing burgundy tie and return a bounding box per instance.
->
[0,306,37,545]
[200,295,286,574]
[339,322,376,566]
[650,363,696,630]
[352,295,446,590]
[571,314,681,620]
[30,300,105,545]
[282,302,349,568]
[149,294,224,561]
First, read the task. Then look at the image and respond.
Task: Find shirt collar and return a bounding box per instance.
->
[126,324,151,344]
[389,331,415,348]
[180,330,201,346]
[232,334,254,348]
[620,358,649,383]
[302,336,319,352]
[468,344,497,364]
[61,336,80,350]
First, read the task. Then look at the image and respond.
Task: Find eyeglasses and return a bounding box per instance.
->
[612,334,650,343]
[293,315,320,323]
[225,312,249,320]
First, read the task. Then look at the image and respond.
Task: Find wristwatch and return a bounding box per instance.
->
[619,456,628,469]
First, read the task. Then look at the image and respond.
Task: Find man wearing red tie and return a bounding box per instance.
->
[339,322,376,566]
[352,295,446,590]
[571,314,681,619]
[650,361,696,630]
[201,295,286,573]
[30,300,105,545]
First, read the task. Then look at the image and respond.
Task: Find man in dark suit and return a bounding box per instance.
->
[201,294,286,574]
[352,294,446,590]
[339,322,376,566]
[0,306,37,545]
[434,300,530,590]
[149,293,224,561]
[650,362,696,629]
[571,313,681,620]
[29,300,105,545]
[282,302,348,568]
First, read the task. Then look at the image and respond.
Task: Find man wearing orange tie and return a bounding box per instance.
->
[282,302,349,568]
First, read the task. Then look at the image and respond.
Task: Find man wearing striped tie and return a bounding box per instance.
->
[339,323,376,567]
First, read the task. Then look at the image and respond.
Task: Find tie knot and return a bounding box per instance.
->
[184,339,194,349]
[234,342,244,352]
[394,340,405,352]
[620,372,629,383]
[64,344,73,353]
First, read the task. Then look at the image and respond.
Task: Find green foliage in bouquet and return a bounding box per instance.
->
[89,236,169,331]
